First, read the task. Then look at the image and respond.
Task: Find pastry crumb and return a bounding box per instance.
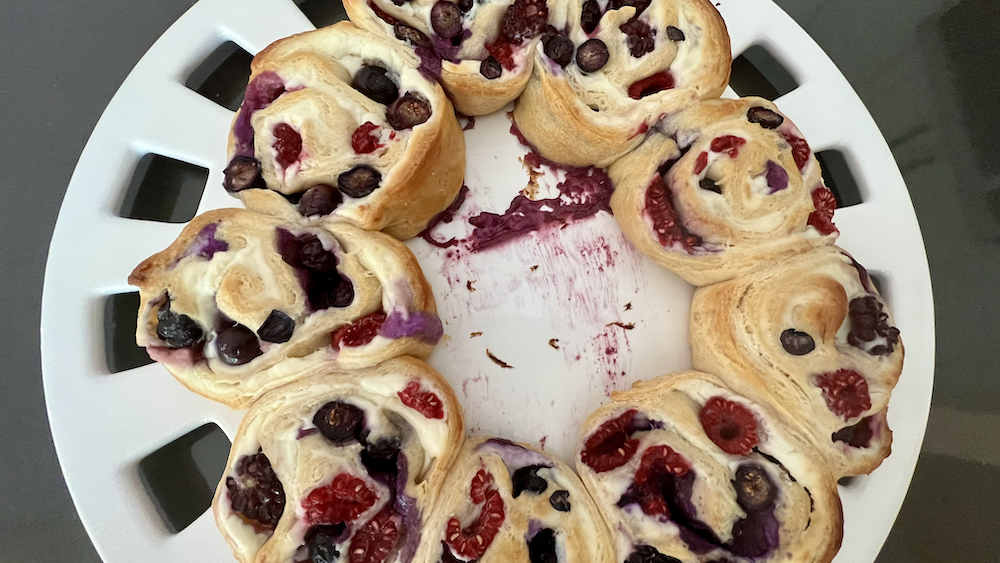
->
[487,349,513,369]
[548,338,560,349]
[531,265,539,271]
[606,321,635,330]
[470,331,483,338]
[467,280,477,292]
[624,302,632,311]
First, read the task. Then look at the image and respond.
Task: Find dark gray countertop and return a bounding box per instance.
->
[1,0,997,561]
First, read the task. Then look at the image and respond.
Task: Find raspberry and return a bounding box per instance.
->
[580,409,640,472]
[645,176,702,252]
[485,40,517,71]
[710,135,747,158]
[847,296,900,355]
[627,71,674,100]
[445,471,505,560]
[302,473,378,525]
[469,468,495,504]
[351,122,382,154]
[619,18,655,58]
[348,507,401,563]
[499,0,548,45]
[397,379,445,419]
[273,123,302,169]
[807,186,838,235]
[331,311,387,349]
[699,397,759,455]
[226,450,285,531]
[781,133,811,170]
[632,445,690,517]
[693,151,708,174]
[815,369,871,420]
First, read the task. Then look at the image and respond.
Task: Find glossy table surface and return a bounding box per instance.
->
[1,0,997,561]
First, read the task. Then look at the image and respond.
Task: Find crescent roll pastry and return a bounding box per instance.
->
[345,0,561,116]
[128,209,443,408]
[212,357,465,563]
[609,97,839,286]
[414,437,615,563]
[512,0,730,167]
[689,246,903,477]
[576,371,843,563]
[222,21,465,240]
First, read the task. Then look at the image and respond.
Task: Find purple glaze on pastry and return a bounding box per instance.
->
[763,160,789,193]
[479,439,551,470]
[296,427,319,440]
[233,72,286,157]
[526,518,544,540]
[394,454,423,563]
[192,223,228,259]
[379,310,444,344]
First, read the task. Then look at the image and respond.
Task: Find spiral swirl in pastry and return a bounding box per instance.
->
[513,0,730,167]
[690,246,903,476]
[223,21,465,240]
[415,437,615,563]
[212,357,464,563]
[576,371,843,563]
[610,97,839,286]
[129,209,442,408]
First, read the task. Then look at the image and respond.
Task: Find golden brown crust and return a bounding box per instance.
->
[689,246,904,477]
[212,357,465,563]
[128,208,443,409]
[609,97,838,286]
[226,21,465,240]
[414,437,616,563]
[577,371,844,563]
[514,0,731,167]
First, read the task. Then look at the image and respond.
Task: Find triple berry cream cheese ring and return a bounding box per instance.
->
[222,21,465,240]
[513,0,731,167]
[345,0,558,116]
[212,357,464,563]
[576,371,844,563]
[609,97,839,286]
[128,209,443,408]
[689,246,903,477]
[414,437,615,563]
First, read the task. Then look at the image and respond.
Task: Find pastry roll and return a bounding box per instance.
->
[690,246,903,477]
[222,21,465,240]
[128,209,443,408]
[345,0,559,116]
[212,357,464,563]
[415,437,615,563]
[576,371,843,563]
[609,97,839,286]
[513,0,730,167]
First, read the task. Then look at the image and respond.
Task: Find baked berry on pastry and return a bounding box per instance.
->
[513,0,731,167]
[414,437,615,563]
[345,0,557,116]
[689,246,902,477]
[609,97,839,286]
[576,371,844,563]
[212,357,464,563]
[128,209,443,408]
[222,21,465,240]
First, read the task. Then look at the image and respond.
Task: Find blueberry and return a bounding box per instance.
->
[780,329,815,355]
[305,523,347,563]
[548,489,571,512]
[298,184,343,217]
[337,166,382,198]
[580,0,602,34]
[665,26,685,41]
[226,450,285,529]
[699,177,722,194]
[733,464,775,511]
[257,310,295,343]
[360,438,401,478]
[394,23,432,47]
[625,545,681,563]
[576,38,609,72]
[746,107,784,129]
[351,66,399,106]
[387,92,432,130]
[512,465,549,497]
[458,0,473,12]
[216,322,262,365]
[431,0,463,39]
[480,56,503,79]
[155,301,204,348]
[223,156,266,192]
[543,35,574,67]
[313,401,366,445]
[528,528,557,563]
[298,236,339,272]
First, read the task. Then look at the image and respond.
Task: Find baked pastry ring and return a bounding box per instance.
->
[513,0,730,167]
[689,245,903,477]
[414,437,615,563]
[576,371,843,563]
[212,357,464,563]
[128,208,442,408]
[609,97,839,286]
[345,0,558,116]
[222,21,465,240]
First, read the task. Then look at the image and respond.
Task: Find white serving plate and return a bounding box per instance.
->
[40,0,935,561]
